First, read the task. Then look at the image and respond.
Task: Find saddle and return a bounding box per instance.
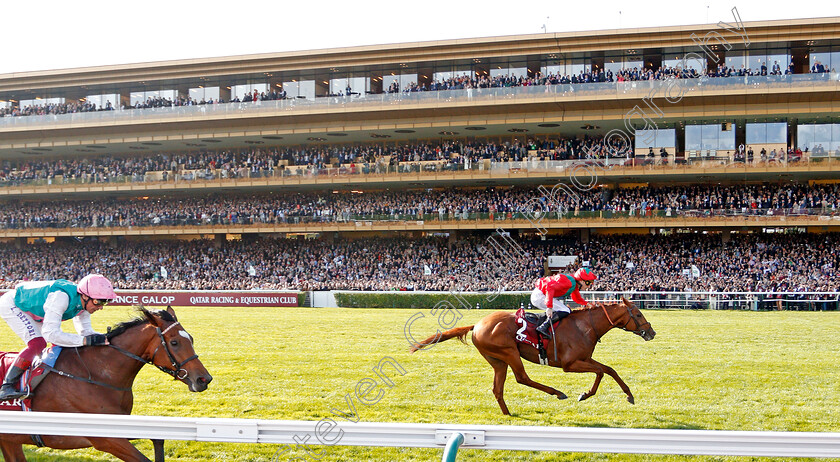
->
[514,308,564,365]
[0,346,62,411]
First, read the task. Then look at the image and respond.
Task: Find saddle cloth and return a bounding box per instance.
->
[0,346,62,411]
[514,308,563,351]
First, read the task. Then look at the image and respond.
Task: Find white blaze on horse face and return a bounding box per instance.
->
[178,330,193,344]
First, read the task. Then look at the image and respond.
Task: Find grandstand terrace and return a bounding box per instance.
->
[0,183,838,232]
[1,17,839,301]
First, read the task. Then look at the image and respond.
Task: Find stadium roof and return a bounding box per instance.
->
[1,16,839,92]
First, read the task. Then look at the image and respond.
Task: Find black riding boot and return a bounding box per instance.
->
[0,366,26,401]
[536,319,552,338]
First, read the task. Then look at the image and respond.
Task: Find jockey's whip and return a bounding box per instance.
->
[552,313,558,362]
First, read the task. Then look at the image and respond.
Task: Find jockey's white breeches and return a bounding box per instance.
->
[0,291,42,343]
[530,288,571,316]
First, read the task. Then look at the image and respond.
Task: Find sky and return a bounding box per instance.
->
[1,0,837,75]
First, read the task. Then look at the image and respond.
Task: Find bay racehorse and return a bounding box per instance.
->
[0,306,212,461]
[410,297,654,415]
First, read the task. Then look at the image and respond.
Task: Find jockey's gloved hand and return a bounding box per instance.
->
[83,334,108,346]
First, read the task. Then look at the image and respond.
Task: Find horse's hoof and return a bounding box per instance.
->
[578,392,589,402]
[627,396,635,405]
[555,390,567,400]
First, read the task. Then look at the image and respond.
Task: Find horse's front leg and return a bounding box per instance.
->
[564,358,634,404]
[153,439,165,462]
[0,439,27,462]
[89,437,152,462]
[506,353,568,401]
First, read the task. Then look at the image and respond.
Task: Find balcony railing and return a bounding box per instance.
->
[1,73,838,129]
[1,154,838,189]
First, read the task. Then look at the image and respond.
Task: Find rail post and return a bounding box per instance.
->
[441,432,465,462]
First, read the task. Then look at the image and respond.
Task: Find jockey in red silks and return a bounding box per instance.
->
[0,274,116,401]
[531,268,597,337]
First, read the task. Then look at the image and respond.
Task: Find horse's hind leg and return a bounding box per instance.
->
[565,358,634,404]
[89,437,151,462]
[0,439,26,462]
[481,354,510,415]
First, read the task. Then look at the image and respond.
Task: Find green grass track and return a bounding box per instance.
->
[1,307,838,461]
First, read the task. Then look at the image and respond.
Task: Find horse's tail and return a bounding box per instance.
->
[409,325,474,353]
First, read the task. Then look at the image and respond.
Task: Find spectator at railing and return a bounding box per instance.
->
[811,60,827,74]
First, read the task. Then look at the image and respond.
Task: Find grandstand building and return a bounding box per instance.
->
[0,16,838,298]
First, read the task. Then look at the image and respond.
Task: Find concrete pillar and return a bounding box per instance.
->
[791,47,808,74]
[214,234,225,249]
[219,86,232,102]
[722,230,732,243]
[369,72,383,94]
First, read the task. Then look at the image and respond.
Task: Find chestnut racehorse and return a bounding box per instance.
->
[0,306,212,461]
[410,297,655,415]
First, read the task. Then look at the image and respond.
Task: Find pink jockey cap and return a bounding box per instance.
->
[77,274,117,300]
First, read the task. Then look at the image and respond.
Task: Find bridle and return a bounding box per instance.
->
[109,321,199,380]
[42,320,200,392]
[601,301,652,338]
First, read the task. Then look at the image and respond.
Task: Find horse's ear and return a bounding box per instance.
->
[621,296,631,307]
[166,305,178,321]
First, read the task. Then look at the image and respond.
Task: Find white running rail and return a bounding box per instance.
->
[2,411,840,457]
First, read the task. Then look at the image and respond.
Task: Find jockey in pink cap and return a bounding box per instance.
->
[532,268,597,337]
[0,274,116,401]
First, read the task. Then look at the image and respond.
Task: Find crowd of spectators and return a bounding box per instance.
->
[0,88,291,118]
[5,56,836,119]
[0,137,633,186]
[2,137,833,190]
[0,183,837,231]
[0,233,836,294]
[0,100,115,118]
[391,64,709,92]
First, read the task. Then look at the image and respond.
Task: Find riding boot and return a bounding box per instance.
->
[536,319,552,338]
[0,366,26,401]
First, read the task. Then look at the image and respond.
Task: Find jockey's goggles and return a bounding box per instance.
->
[91,298,111,307]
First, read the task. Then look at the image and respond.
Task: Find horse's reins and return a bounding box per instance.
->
[602,303,617,325]
[109,321,199,380]
[42,321,198,392]
[39,356,131,392]
[591,302,652,337]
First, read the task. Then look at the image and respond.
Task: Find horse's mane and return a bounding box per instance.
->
[106,307,176,339]
[570,300,626,315]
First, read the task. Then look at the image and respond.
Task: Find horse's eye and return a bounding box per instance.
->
[170,340,179,346]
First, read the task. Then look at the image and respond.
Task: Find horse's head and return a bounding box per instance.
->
[620,296,655,341]
[147,306,213,392]
[113,306,213,392]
